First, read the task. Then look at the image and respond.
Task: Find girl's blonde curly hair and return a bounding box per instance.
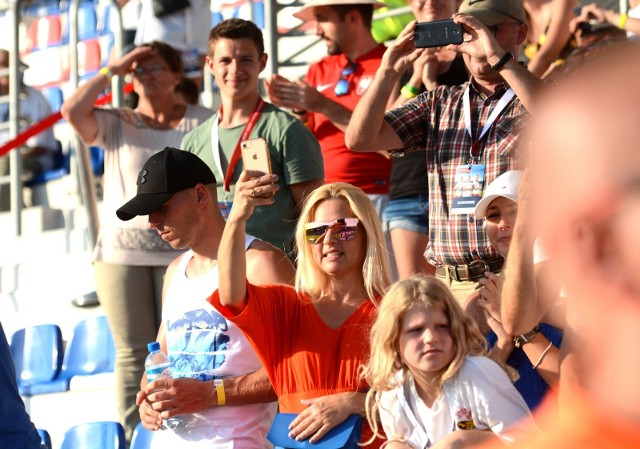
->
[362,274,486,441]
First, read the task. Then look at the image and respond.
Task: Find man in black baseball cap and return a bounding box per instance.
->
[116,147,216,220]
[125,147,295,445]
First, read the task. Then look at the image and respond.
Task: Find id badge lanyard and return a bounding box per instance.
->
[463,85,515,163]
[210,98,266,201]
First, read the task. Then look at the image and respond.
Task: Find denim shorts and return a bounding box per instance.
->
[383,194,429,234]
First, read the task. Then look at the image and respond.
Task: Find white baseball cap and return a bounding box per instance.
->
[474,170,523,218]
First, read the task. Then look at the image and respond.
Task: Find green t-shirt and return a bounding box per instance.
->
[181,102,324,256]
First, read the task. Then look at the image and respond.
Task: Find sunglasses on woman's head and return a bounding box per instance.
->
[304,218,359,244]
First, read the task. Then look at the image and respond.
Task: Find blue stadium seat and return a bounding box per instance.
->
[38,428,52,449]
[90,146,104,175]
[78,1,99,40]
[52,315,116,390]
[253,0,265,29]
[212,11,224,27]
[25,140,69,187]
[10,324,64,396]
[130,422,153,449]
[26,315,115,393]
[23,3,61,22]
[41,86,64,112]
[60,421,126,449]
[62,1,99,42]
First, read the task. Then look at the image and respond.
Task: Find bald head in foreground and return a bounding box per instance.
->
[499,42,640,448]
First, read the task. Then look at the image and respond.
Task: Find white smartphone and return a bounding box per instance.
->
[241,137,272,175]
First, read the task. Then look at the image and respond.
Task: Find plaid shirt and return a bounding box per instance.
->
[385,81,529,266]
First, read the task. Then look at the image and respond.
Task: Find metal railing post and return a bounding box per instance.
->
[265,0,278,76]
[69,0,99,247]
[8,0,22,235]
[108,0,124,107]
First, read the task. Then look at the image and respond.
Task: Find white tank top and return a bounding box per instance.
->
[153,235,275,449]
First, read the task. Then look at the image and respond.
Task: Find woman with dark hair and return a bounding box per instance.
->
[61,40,213,442]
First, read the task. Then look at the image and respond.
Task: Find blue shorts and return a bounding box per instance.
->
[383,194,429,234]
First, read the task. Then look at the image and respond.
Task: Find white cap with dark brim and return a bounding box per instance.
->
[474,170,523,219]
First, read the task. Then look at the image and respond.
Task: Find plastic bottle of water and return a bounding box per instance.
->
[145,341,181,429]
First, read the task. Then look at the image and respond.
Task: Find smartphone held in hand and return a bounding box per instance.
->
[241,137,272,175]
[414,19,463,48]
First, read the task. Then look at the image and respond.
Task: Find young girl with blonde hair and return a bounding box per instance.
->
[364,275,537,448]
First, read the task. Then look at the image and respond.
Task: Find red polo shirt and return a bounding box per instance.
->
[305,44,391,194]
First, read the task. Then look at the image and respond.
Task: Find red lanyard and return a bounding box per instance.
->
[219,97,266,192]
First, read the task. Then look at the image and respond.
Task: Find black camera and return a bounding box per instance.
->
[577,20,617,35]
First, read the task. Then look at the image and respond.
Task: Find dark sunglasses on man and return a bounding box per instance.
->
[334,62,358,97]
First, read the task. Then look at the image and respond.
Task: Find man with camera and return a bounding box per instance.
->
[346,0,542,303]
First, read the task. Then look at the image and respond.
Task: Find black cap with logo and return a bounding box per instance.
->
[116,147,216,221]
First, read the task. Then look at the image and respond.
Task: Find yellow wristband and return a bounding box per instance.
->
[214,379,225,406]
[618,13,628,30]
[99,67,113,82]
[400,85,417,99]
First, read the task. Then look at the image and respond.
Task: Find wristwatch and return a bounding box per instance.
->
[513,325,540,349]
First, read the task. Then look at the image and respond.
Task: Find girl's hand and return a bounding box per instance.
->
[483,307,511,347]
[288,393,357,443]
[477,272,501,322]
[227,171,279,223]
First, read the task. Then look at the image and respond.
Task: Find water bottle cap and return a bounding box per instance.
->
[147,341,160,352]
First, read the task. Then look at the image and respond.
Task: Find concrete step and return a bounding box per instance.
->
[2,205,98,339]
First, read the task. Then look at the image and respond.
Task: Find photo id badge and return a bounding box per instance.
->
[218,201,233,221]
[451,164,485,215]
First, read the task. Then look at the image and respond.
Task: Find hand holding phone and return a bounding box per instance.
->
[414,19,464,48]
[241,137,275,198]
